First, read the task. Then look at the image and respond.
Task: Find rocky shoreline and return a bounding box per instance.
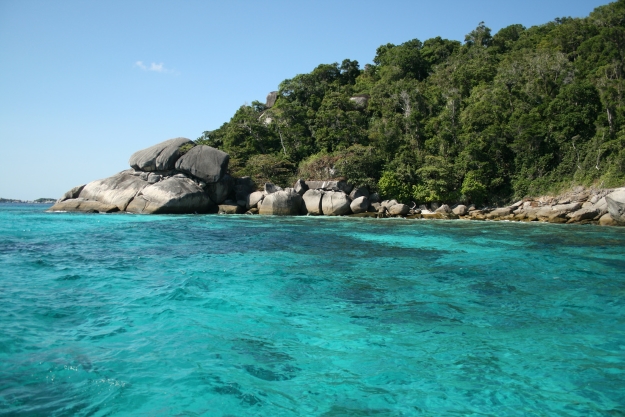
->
[49,138,625,227]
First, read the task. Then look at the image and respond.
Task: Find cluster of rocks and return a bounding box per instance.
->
[448,186,625,226]
[50,138,237,214]
[243,179,413,218]
[49,138,625,226]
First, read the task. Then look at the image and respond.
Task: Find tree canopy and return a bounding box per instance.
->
[199,0,625,205]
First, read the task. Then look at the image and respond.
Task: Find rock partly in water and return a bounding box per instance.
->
[567,207,601,223]
[606,188,625,224]
[48,198,119,213]
[485,207,512,220]
[125,177,215,214]
[175,145,229,183]
[78,171,149,211]
[321,191,351,216]
[129,137,194,172]
[350,196,369,214]
[258,190,303,215]
[218,204,244,214]
[388,204,410,216]
[599,212,619,226]
[302,189,324,215]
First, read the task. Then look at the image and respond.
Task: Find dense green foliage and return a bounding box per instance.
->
[198,1,625,204]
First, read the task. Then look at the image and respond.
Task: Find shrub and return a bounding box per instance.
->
[237,154,296,188]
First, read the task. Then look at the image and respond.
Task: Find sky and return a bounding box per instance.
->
[0,0,613,200]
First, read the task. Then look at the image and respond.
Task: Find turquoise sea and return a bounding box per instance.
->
[1,204,624,416]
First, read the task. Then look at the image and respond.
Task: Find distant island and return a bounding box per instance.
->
[1,198,56,204]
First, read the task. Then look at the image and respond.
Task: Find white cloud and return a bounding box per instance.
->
[134,61,176,74]
[150,62,164,72]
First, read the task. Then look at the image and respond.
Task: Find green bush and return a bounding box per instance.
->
[237,154,296,188]
[378,171,413,202]
[460,171,488,205]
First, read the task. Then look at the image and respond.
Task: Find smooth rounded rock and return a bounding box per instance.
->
[321,191,351,216]
[129,137,194,172]
[205,174,234,205]
[349,186,369,201]
[258,190,302,215]
[48,198,119,213]
[302,189,324,215]
[246,191,265,209]
[388,203,410,216]
[78,171,149,211]
[126,177,215,214]
[452,205,467,216]
[175,145,229,183]
[606,188,625,223]
[350,196,369,214]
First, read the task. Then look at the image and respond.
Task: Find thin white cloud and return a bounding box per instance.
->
[134,61,176,74]
[150,62,164,72]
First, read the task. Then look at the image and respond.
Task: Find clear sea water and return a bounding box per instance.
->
[1,204,624,417]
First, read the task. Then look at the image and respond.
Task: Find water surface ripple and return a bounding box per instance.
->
[1,204,624,416]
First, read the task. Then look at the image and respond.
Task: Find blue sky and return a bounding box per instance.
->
[0,0,612,200]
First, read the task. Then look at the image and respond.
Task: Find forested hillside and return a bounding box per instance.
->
[198,0,625,206]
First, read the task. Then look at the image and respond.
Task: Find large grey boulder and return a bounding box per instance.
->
[388,204,410,216]
[57,184,86,203]
[606,188,625,224]
[349,186,369,201]
[205,174,234,205]
[567,207,601,223]
[129,137,194,172]
[302,189,324,215]
[258,189,302,215]
[264,183,282,194]
[552,202,582,212]
[265,91,278,108]
[485,207,512,219]
[321,191,351,216]
[48,198,119,213]
[350,196,369,214]
[78,171,149,211]
[293,179,309,196]
[235,177,255,201]
[126,177,215,214]
[599,212,619,226]
[175,145,229,183]
[246,191,265,209]
[435,204,451,214]
[452,205,467,216]
[304,180,353,194]
[381,199,399,209]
